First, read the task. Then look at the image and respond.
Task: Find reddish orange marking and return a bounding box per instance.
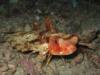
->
[48,36,77,55]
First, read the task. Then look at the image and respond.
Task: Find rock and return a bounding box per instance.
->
[98,34,100,38]
[36,9,42,14]
[8,64,16,72]
[42,66,55,75]
[1,72,7,75]
[0,71,2,75]
[6,70,14,75]
[24,24,32,32]
[0,63,8,72]
[14,67,26,75]
[0,33,6,42]
[20,59,41,75]
[3,51,11,61]
[13,25,24,32]
[71,53,83,65]
[35,15,40,21]
[80,29,97,43]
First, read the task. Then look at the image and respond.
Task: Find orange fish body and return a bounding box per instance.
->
[48,35,78,55]
[48,36,61,55]
[58,38,77,55]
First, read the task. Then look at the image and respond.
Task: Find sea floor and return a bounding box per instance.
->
[0,2,100,75]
